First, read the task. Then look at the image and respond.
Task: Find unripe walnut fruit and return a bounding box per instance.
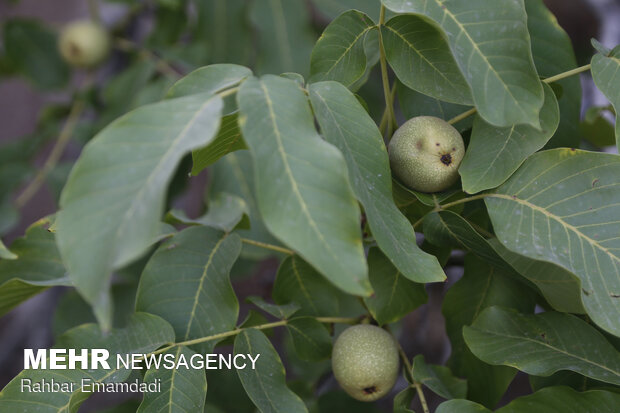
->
[388,116,465,193]
[58,20,110,68]
[331,324,399,402]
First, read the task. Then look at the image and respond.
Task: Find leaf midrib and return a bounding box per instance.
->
[113,95,219,260]
[382,23,467,96]
[488,194,619,263]
[431,0,535,120]
[470,325,620,380]
[258,81,343,279]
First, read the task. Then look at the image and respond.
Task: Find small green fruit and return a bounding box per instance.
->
[388,116,465,193]
[331,324,399,402]
[59,20,110,68]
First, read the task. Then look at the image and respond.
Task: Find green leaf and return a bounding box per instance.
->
[530,370,614,393]
[136,226,241,353]
[463,307,620,385]
[348,28,381,92]
[382,15,472,105]
[249,0,316,76]
[247,296,300,319]
[442,255,534,407]
[435,399,488,413]
[204,369,255,412]
[209,151,282,260]
[591,45,620,149]
[3,19,69,89]
[309,81,445,284]
[316,391,383,412]
[0,239,16,260]
[166,64,252,99]
[56,92,223,329]
[165,192,250,232]
[526,0,582,148]
[0,220,70,316]
[423,210,585,314]
[397,81,473,132]
[393,178,462,208]
[381,0,544,127]
[309,10,377,88]
[286,317,332,361]
[498,386,620,413]
[459,83,559,194]
[393,387,416,412]
[272,255,344,317]
[191,113,247,175]
[0,313,174,412]
[238,76,370,296]
[411,355,467,399]
[580,106,617,148]
[53,283,138,337]
[234,329,308,413]
[312,0,381,22]
[437,386,620,413]
[137,346,208,413]
[363,248,427,325]
[485,149,620,337]
[195,0,252,65]
[423,211,511,271]
[100,400,141,413]
[489,239,585,314]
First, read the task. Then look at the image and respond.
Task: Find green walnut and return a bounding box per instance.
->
[58,20,110,68]
[388,116,465,193]
[331,324,399,402]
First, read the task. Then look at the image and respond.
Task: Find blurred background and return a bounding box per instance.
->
[0,0,619,411]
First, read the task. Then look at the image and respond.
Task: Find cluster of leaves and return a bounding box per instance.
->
[1,0,620,412]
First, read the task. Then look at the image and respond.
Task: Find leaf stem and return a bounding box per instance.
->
[15,77,92,208]
[542,64,591,84]
[447,107,476,125]
[378,5,396,138]
[240,238,294,255]
[447,63,592,125]
[379,82,397,136]
[412,193,489,230]
[386,326,429,413]
[151,316,360,356]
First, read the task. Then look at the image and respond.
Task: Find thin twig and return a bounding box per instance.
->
[386,326,429,413]
[412,193,489,230]
[15,78,92,208]
[447,107,477,125]
[542,64,591,84]
[150,316,359,356]
[447,63,593,126]
[378,5,396,138]
[379,82,397,137]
